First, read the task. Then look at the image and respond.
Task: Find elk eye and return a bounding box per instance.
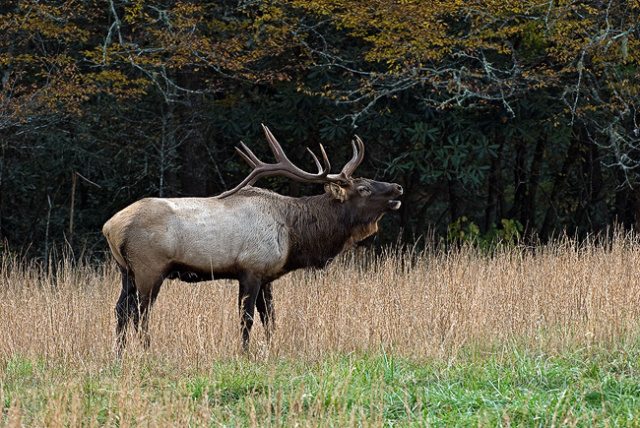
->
[358,186,371,195]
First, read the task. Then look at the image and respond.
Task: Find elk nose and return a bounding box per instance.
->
[395,184,403,195]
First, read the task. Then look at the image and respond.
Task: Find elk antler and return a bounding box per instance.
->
[218,124,365,199]
[326,135,364,183]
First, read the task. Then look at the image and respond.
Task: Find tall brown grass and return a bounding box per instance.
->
[2,232,640,365]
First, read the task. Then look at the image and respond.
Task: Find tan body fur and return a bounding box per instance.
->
[104,189,291,283]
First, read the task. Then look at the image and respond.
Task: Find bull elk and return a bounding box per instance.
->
[103,125,403,350]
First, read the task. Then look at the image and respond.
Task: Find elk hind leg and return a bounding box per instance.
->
[136,274,164,349]
[115,265,140,351]
[256,282,275,343]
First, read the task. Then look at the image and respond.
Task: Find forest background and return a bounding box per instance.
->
[1,0,639,260]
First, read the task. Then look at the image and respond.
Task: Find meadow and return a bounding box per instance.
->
[2,234,640,426]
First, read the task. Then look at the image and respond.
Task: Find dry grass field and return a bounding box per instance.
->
[2,233,640,425]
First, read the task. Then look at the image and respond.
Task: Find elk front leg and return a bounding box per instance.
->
[238,272,262,350]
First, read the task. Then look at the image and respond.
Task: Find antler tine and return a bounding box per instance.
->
[217,143,265,198]
[326,135,365,182]
[235,142,259,168]
[262,124,287,162]
[343,136,365,176]
[307,144,331,174]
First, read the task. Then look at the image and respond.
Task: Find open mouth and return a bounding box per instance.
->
[388,200,401,210]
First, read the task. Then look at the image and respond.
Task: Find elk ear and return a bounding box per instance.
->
[325,183,347,202]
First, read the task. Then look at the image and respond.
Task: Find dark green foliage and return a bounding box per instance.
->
[0,0,638,259]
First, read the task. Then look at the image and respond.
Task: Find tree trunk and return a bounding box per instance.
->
[522,136,546,235]
[485,139,505,231]
[614,168,635,228]
[574,135,605,233]
[540,135,581,240]
[508,140,528,222]
[448,179,462,224]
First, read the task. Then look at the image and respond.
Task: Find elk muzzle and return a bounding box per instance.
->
[388,184,403,210]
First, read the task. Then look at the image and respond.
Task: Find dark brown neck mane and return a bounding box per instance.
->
[281,193,375,272]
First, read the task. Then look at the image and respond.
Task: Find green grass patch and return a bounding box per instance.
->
[3,344,640,426]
